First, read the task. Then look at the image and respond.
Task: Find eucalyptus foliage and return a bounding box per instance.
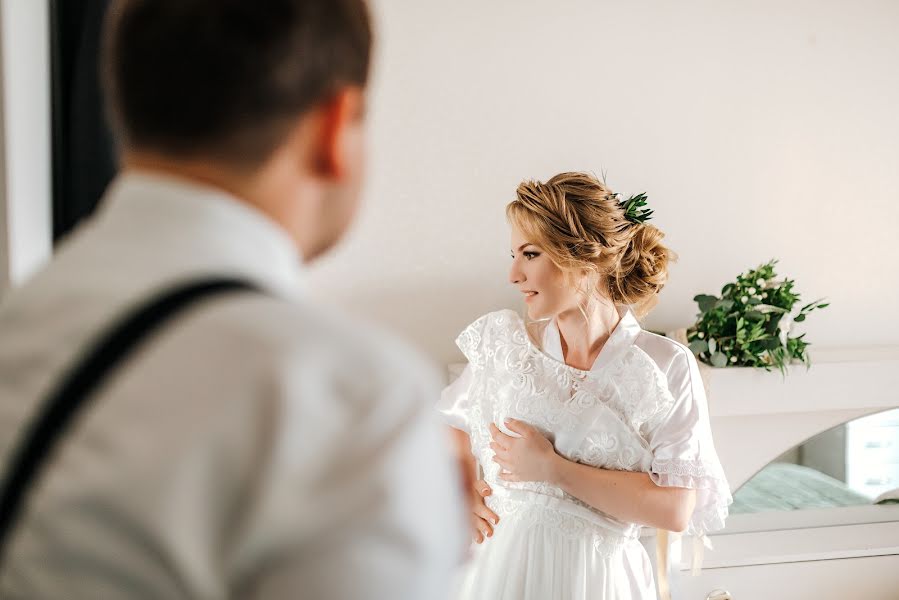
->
[686,260,828,373]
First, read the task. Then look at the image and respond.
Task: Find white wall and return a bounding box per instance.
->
[0,0,52,296]
[307,0,899,366]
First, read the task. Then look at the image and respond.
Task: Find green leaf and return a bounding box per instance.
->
[794,314,806,322]
[710,352,728,368]
[708,338,717,354]
[744,310,765,322]
[716,299,735,312]
[799,298,829,313]
[689,339,709,355]
[695,294,718,313]
[761,337,781,350]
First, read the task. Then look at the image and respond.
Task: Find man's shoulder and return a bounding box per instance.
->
[194,294,438,384]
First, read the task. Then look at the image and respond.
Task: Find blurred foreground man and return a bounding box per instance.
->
[0,1,466,597]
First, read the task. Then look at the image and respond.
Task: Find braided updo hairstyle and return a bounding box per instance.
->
[506,172,673,317]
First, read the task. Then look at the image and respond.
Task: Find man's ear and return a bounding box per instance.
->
[308,86,365,180]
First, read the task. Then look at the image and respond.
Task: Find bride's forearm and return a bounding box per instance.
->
[547,454,695,532]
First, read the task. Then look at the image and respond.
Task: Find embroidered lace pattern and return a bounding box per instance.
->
[457,309,730,537]
[484,492,632,557]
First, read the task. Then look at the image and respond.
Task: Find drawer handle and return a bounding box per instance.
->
[865,441,894,448]
[707,590,732,600]
[865,477,895,485]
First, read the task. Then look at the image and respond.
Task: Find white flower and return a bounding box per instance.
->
[740,295,749,303]
[730,356,738,363]
[748,287,757,294]
[756,278,765,287]
[779,314,794,346]
[697,332,705,339]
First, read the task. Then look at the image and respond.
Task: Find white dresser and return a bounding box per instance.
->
[675,347,899,600]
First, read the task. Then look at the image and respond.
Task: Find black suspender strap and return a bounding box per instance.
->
[0,278,261,563]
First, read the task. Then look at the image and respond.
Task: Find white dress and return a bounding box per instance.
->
[438,308,732,600]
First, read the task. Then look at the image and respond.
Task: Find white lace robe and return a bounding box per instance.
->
[438,308,732,599]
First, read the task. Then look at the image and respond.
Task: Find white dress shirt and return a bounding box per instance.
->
[0,172,466,599]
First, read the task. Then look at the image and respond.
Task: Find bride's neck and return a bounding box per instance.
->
[555,301,620,369]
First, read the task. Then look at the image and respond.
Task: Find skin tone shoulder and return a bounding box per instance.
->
[465,224,696,544]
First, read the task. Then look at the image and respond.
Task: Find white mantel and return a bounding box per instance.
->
[705,346,899,491]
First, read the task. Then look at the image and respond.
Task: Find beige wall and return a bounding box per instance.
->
[307,0,899,366]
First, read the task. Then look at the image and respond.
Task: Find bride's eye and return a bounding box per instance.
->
[523,251,540,260]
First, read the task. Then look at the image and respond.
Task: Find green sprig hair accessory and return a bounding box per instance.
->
[614,192,654,224]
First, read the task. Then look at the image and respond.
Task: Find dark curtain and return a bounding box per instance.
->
[50,0,117,243]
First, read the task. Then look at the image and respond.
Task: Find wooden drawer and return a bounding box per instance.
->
[672,514,899,599]
[677,553,899,599]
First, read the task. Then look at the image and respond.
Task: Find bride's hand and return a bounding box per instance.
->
[490,419,559,484]
[470,479,499,544]
[446,427,499,544]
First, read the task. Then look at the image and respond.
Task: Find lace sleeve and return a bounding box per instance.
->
[435,313,494,434]
[647,347,732,535]
[436,364,474,434]
[455,313,490,368]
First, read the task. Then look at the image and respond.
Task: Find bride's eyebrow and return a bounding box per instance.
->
[512,243,535,253]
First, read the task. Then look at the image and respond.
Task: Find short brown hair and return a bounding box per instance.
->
[101,0,372,167]
[507,172,673,317]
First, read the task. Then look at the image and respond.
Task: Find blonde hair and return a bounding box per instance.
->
[506,171,674,318]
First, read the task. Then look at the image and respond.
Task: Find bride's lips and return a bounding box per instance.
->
[523,291,538,302]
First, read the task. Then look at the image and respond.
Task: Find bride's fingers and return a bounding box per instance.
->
[489,422,514,446]
[491,456,512,471]
[503,418,534,438]
[488,441,507,455]
[479,518,494,539]
[474,501,499,525]
[472,515,493,542]
[489,446,511,463]
[476,480,492,497]
[470,513,486,539]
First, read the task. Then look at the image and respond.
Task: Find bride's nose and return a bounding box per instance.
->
[509,262,525,285]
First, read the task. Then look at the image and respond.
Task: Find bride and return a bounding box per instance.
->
[439,172,732,599]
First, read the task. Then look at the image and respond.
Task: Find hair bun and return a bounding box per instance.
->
[608,224,671,314]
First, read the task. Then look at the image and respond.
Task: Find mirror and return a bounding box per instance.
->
[731,408,899,515]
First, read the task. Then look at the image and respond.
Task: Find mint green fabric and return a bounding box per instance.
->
[732,463,871,514]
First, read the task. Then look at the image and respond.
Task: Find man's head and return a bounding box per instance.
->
[101,0,373,261]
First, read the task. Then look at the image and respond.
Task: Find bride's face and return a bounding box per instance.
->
[508,224,584,320]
